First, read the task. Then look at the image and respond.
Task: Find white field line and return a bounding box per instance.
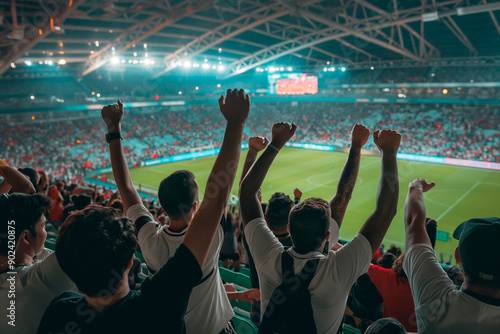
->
[436,181,481,221]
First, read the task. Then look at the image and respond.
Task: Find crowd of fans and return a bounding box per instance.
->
[1,89,499,334]
[1,102,498,181]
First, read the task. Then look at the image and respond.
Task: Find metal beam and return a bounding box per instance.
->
[79,0,213,76]
[0,0,86,76]
[441,16,477,54]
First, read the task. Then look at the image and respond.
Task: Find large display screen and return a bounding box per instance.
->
[268,73,318,95]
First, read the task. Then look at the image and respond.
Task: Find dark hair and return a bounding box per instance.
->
[365,318,407,334]
[110,200,124,212]
[0,193,51,255]
[72,194,92,210]
[158,170,198,220]
[19,167,40,193]
[56,206,137,297]
[289,198,330,254]
[265,192,294,228]
[387,244,402,257]
[392,254,407,280]
[377,252,396,269]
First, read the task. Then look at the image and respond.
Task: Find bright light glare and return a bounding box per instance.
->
[202,63,210,69]
[111,57,119,64]
[30,95,35,100]
[58,59,66,65]
[217,65,225,71]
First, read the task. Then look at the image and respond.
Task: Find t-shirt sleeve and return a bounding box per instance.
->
[403,243,456,306]
[332,233,372,288]
[140,243,202,320]
[244,217,284,272]
[26,252,76,294]
[367,264,391,296]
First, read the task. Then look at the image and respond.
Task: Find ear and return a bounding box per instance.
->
[191,201,199,213]
[126,256,134,270]
[454,247,461,264]
[264,213,268,223]
[325,231,330,242]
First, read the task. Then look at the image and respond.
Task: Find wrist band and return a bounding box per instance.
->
[268,143,280,152]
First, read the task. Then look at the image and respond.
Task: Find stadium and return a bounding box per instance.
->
[0,1,499,333]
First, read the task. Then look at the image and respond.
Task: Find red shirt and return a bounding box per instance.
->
[48,187,63,222]
[367,264,418,333]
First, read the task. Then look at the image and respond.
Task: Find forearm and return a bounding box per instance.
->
[359,152,399,253]
[329,146,362,227]
[109,136,140,211]
[239,148,258,186]
[0,166,35,194]
[404,187,430,249]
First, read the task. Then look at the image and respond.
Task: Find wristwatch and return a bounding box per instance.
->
[106,132,123,144]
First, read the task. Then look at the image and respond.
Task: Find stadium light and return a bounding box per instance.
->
[217,65,225,71]
[111,57,119,64]
[327,61,331,65]
[39,61,44,65]
[280,67,284,71]
[58,59,66,65]
[202,63,210,69]
[96,93,101,98]
[47,60,53,65]
[144,43,148,49]
[341,67,346,72]
[287,67,293,71]
[95,41,99,47]
[30,95,35,100]
[10,63,15,68]
[217,84,221,88]
[442,89,448,94]
[193,63,200,68]
[178,91,183,95]
[195,86,199,90]
[145,52,149,58]
[323,67,327,72]
[133,52,138,57]
[212,65,216,69]
[183,61,192,68]
[370,66,374,70]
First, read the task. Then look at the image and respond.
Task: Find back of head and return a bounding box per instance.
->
[0,193,52,255]
[453,217,500,289]
[266,192,294,229]
[72,194,92,210]
[289,197,330,254]
[158,170,198,220]
[377,252,396,269]
[56,205,137,297]
[365,318,407,334]
[392,254,407,279]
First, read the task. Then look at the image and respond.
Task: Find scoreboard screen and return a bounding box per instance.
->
[268,73,318,95]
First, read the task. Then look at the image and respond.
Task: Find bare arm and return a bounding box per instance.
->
[240,123,297,226]
[359,130,401,255]
[182,89,249,267]
[101,100,142,213]
[0,165,35,194]
[329,124,370,228]
[404,178,436,250]
[239,136,269,187]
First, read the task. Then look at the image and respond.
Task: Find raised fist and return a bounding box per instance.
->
[218,89,250,124]
[249,136,269,152]
[293,188,302,199]
[409,178,436,192]
[350,124,370,149]
[271,122,297,149]
[101,100,124,133]
[373,129,401,154]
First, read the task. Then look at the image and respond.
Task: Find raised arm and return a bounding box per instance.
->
[182,89,249,267]
[0,165,35,194]
[329,124,370,228]
[240,122,297,226]
[404,178,436,250]
[239,136,269,187]
[358,130,401,255]
[101,100,142,213]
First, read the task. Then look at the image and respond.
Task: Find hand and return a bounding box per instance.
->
[238,289,260,303]
[101,99,124,133]
[271,122,297,149]
[218,89,250,124]
[294,188,302,199]
[249,136,269,152]
[350,124,370,150]
[409,178,435,192]
[224,284,237,293]
[373,129,401,154]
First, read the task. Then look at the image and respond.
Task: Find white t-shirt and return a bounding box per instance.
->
[244,217,372,334]
[0,249,76,334]
[127,204,234,334]
[403,243,500,334]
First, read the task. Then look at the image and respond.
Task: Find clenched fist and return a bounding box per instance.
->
[101,99,124,133]
[373,129,401,155]
[351,124,370,150]
[249,136,270,152]
[409,178,436,192]
[271,122,297,150]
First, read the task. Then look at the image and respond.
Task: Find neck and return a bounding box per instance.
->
[463,281,500,299]
[168,218,189,232]
[85,279,130,311]
[270,227,288,237]
[0,250,34,270]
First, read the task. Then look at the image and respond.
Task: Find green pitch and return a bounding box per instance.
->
[112,148,500,265]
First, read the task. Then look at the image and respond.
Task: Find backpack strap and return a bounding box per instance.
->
[281,250,320,288]
[280,250,295,277]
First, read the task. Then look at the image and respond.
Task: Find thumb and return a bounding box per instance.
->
[117,99,123,108]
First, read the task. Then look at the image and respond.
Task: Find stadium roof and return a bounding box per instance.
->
[1,0,500,78]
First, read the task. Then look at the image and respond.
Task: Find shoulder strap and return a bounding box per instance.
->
[298,258,320,288]
[280,250,294,277]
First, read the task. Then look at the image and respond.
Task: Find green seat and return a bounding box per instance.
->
[220,267,238,284]
[240,267,250,276]
[235,272,252,289]
[232,314,258,334]
[44,239,56,251]
[343,324,361,334]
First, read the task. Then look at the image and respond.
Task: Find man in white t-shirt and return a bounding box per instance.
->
[0,193,76,334]
[403,178,500,333]
[106,103,235,333]
[239,122,402,333]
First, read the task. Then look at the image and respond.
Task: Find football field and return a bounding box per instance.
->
[114,148,500,265]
